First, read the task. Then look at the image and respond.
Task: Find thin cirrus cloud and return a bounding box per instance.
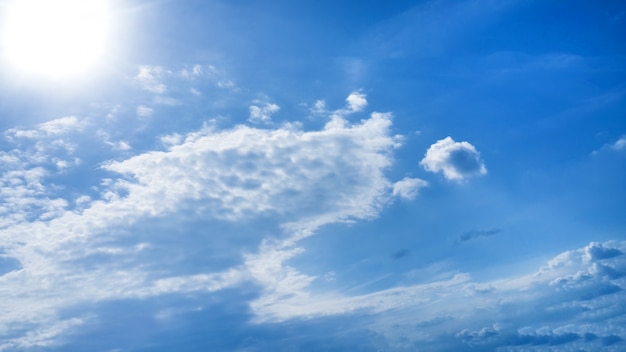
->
[420,136,487,181]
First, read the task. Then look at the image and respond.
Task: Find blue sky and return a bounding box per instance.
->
[0,0,625,351]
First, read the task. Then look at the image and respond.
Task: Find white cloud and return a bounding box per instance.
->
[135,65,167,94]
[0,107,402,347]
[420,136,487,181]
[136,105,153,117]
[610,135,626,151]
[592,134,626,155]
[346,91,368,112]
[248,102,280,124]
[392,177,428,200]
[311,99,327,114]
[6,116,84,140]
[244,240,626,350]
[153,96,182,106]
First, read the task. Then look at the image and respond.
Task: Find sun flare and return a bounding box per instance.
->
[1,0,110,78]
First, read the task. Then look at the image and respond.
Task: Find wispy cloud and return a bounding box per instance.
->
[392,177,428,200]
[458,228,501,243]
[135,65,167,94]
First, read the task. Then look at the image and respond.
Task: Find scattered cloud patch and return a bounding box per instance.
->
[135,65,167,94]
[420,136,487,181]
[592,134,626,155]
[249,102,280,124]
[311,99,327,114]
[6,116,84,140]
[346,91,368,112]
[392,177,428,200]
[611,135,626,151]
[136,105,153,117]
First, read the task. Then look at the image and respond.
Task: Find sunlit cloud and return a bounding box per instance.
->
[420,136,487,181]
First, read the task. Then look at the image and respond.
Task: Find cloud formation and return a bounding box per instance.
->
[0,94,403,349]
[392,177,428,200]
[248,102,280,124]
[420,136,487,181]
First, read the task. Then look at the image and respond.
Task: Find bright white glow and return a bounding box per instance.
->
[1,0,110,78]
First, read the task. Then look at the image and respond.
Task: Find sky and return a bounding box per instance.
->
[0,0,625,351]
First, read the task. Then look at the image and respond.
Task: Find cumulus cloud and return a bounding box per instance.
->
[392,177,428,200]
[420,136,487,181]
[0,106,401,347]
[249,102,280,124]
[346,91,368,112]
[317,91,370,126]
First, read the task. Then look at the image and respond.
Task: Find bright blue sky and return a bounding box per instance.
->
[0,0,625,351]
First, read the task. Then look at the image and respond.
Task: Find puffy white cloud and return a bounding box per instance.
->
[392,177,428,200]
[248,102,280,124]
[346,91,368,112]
[420,136,487,181]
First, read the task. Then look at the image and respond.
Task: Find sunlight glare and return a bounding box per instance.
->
[1,0,111,79]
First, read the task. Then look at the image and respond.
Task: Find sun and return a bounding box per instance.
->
[1,0,111,79]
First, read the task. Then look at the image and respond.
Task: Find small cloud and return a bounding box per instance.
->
[179,64,203,78]
[136,105,153,117]
[217,80,236,89]
[610,135,626,151]
[249,102,280,124]
[37,116,83,135]
[458,229,501,243]
[392,177,428,200]
[105,104,123,120]
[420,136,487,181]
[346,91,367,112]
[190,88,201,96]
[6,116,84,140]
[310,99,327,114]
[153,96,182,106]
[136,65,167,94]
[592,134,626,155]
